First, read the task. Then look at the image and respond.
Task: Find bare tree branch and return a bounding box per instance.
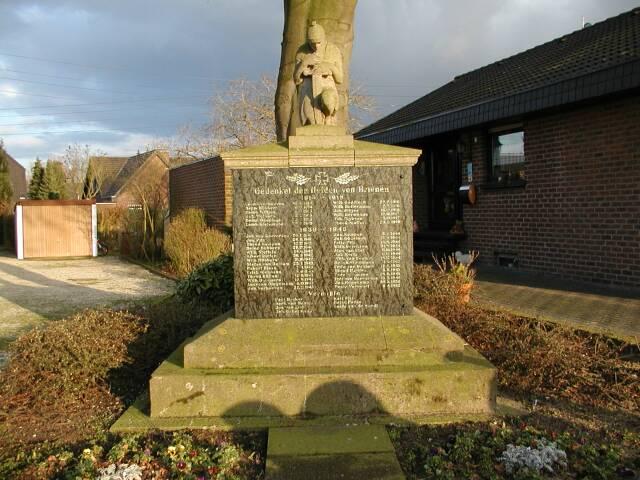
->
[55,143,106,199]
[150,73,376,160]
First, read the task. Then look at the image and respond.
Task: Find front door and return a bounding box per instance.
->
[427,140,459,231]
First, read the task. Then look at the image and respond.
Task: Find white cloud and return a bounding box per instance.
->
[0,84,19,98]
[15,5,46,24]
[89,132,159,157]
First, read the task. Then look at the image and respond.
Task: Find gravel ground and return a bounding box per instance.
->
[0,253,174,362]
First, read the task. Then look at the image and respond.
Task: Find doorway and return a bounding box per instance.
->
[426,138,460,231]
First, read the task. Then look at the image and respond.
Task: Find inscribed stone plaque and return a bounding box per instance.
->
[233,166,413,319]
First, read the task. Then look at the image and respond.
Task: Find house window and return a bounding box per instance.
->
[490,130,525,185]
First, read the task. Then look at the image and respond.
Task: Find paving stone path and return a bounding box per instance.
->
[473,267,640,342]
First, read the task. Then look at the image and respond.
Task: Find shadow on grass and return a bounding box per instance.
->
[107,299,226,406]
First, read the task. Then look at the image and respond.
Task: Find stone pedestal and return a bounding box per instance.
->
[118,126,496,431]
[149,308,496,420]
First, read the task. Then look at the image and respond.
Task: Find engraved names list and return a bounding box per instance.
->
[233,166,413,319]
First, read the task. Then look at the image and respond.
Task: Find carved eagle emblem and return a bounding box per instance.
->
[333,173,360,185]
[285,173,311,185]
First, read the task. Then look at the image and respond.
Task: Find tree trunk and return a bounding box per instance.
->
[275,0,357,141]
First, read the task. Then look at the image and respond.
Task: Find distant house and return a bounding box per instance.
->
[5,150,27,203]
[88,150,190,207]
[356,8,640,289]
[0,149,27,248]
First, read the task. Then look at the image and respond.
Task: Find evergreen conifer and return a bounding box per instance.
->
[28,158,46,200]
[43,160,67,199]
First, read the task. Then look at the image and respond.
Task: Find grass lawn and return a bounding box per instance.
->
[0,261,637,479]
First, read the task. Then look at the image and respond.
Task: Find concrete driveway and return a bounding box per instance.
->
[0,253,174,361]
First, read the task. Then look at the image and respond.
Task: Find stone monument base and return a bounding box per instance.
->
[112,308,496,431]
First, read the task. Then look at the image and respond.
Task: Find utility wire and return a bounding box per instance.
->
[0,67,89,82]
[0,89,74,99]
[0,94,212,111]
[0,104,209,118]
[0,76,213,95]
[0,113,208,127]
[0,53,429,89]
[0,121,191,136]
[0,52,239,81]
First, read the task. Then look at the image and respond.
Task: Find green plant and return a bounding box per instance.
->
[1,430,265,479]
[28,157,46,199]
[433,251,478,283]
[393,419,632,480]
[165,208,231,277]
[415,252,479,314]
[572,442,622,479]
[414,262,466,318]
[176,253,234,309]
[42,159,68,199]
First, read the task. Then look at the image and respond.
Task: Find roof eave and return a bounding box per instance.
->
[357,59,640,144]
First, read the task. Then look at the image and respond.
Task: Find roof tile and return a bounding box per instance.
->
[357,7,640,139]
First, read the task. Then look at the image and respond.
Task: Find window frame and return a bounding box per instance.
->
[486,125,526,188]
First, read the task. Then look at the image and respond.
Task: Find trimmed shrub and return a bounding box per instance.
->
[0,310,145,447]
[165,208,231,277]
[0,297,220,454]
[414,262,469,320]
[176,253,234,309]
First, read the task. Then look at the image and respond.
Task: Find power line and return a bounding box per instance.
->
[0,91,415,114]
[0,53,430,90]
[0,67,228,93]
[0,52,232,82]
[0,94,212,111]
[0,89,74,100]
[0,104,209,118]
[0,76,213,96]
[0,67,89,82]
[0,112,208,127]
[0,121,194,136]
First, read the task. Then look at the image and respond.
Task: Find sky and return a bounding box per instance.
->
[0,0,636,168]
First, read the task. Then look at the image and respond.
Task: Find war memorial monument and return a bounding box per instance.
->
[114,6,496,477]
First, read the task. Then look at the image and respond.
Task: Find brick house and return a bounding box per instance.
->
[4,149,27,203]
[89,150,189,207]
[0,148,27,248]
[356,8,640,289]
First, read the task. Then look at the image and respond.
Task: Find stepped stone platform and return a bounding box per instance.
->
[112,307,496,431]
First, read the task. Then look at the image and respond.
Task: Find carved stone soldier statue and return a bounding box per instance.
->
[294,21,344,126]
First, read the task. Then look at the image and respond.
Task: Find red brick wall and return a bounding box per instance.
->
[117,154,169,208]
[7,154,27,203]
[462,94,640,288]
[169,157,231,228]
